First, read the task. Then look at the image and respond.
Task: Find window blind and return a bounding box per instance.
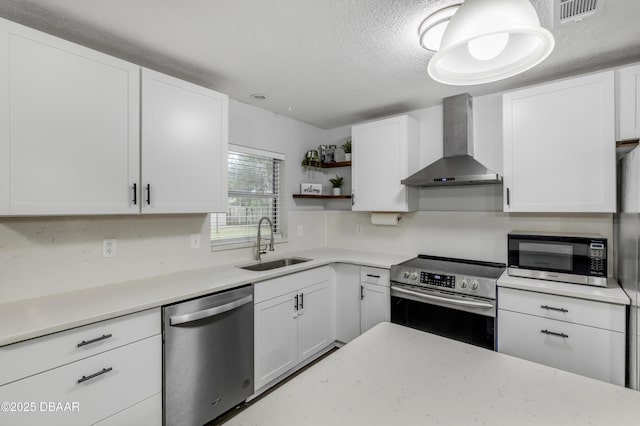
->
[211,148,283,244]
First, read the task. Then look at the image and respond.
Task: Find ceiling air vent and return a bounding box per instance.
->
[557,0,602,24]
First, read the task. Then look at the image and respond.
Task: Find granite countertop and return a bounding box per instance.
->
[497,271,630,305]
[0,248,409,346]
[225,322,640,426]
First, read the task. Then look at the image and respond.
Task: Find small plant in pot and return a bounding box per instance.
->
[329,175,344,196]
[341,139,352,161]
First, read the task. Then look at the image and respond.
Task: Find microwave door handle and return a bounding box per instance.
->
[391,286,494,309]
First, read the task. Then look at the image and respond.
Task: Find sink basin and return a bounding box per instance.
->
[239,257,312,271]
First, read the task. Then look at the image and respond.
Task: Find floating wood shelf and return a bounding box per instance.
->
[293,194,352,199]
[320,161,351,168]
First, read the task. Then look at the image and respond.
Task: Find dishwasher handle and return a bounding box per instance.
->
[169,294,253,326]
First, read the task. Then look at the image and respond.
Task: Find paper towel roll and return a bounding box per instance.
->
[371,212,401,226]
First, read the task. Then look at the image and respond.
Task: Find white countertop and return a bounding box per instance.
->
[225,322,640,426]
[0,248,409,346]
[497,271,630,305]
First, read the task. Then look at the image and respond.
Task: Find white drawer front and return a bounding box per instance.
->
[498,287,625,332]
[498,309,625,386]
[93,393,161,426]
[254,266,330,303]
[360,267,389,286]
[0,308,160,386]
[0,335,161,426]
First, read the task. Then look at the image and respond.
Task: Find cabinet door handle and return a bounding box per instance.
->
[77,333,112,348]
[145,184,151,205]
[299,292,304,310]
[506,187,510,206]
[77,367,113,384]
[360,285,364,300]
[540,305,568,313]
[132,183,137,205]
[351,193,355,207]
[540,329,568,338]
[294,294,299,311]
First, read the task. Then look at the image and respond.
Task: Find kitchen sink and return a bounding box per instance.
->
[238,257,312,271]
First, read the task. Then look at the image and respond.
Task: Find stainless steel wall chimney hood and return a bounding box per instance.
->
[401,93,502,186]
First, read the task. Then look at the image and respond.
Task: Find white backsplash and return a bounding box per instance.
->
[326,211,613,266]
[0,211,327,303]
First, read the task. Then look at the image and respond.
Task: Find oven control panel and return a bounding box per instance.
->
[420,272,455,289]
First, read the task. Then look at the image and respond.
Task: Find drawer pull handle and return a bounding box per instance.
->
[366,274,381,278]
[540,329,569,338]
[77,367,113,384]
[77,333,112,348]
[540,305,568,313]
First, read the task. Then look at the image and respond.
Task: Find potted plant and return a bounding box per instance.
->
[329,174,344,196]
[341,139,352,161]
[301,149,321,172]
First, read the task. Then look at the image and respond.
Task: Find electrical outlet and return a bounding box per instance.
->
[190,234,201,249]
[297,225,304,237]
[102,239,117,258]
[356,224,364,235]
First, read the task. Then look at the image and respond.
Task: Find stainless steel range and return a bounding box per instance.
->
[390,255,505,350]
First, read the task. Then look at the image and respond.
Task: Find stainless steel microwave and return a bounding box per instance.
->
[507,231,607,287]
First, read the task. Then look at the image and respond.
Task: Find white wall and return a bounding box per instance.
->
[0,100,329,303]
[326,211,614,271]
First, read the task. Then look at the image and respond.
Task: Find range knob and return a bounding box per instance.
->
[470,280,480,291]
[410,272,419,280]
[403,271,410,279]
[459,279,469,289]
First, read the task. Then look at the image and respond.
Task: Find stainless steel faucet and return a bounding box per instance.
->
[256,216,275,260]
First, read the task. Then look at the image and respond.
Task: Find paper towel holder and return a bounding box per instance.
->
[370,212,402,226]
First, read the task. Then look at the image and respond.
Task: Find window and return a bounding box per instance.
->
[211,145,284,246]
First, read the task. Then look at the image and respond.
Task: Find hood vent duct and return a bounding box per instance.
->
[401,93,502,187]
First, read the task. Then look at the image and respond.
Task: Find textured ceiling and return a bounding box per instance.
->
[0,0,639,129]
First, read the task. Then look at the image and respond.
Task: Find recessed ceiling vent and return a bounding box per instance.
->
[557,0,602,24]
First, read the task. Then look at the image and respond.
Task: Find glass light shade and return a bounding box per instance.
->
[428,0,555,85]
[467,32,509,61]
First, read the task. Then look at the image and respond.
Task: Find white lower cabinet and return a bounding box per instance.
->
[334,264,390,344]
[254,290,299,389]
[254,266,334,391]
[93,393,161,426]
[297,280,333,361]
[360,268,391,334]
[0,309,161,425]
[498,287,625,386]
[334,264,362,343]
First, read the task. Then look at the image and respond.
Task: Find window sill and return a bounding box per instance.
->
[210,237,288,252]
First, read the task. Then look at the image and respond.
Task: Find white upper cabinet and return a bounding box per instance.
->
[0,18,229,216]
[617,63,640,141]
[141,69,228,214]
[351,115,419,212]
[0,18,140,216]
[503,71,616,213]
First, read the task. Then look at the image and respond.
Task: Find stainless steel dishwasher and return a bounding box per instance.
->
[163,285,254,426]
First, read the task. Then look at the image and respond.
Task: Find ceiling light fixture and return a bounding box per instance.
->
[418,3,463,52]
[427,0,555,86]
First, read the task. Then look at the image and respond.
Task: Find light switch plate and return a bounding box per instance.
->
[356,224,364,235]
[190,234,201,249]
[297,225,304,236]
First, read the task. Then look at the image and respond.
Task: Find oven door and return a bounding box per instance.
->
[390,284,496,350]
